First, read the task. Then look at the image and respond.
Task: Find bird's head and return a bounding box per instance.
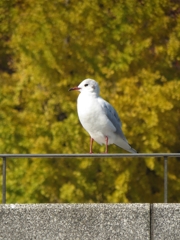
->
[69,79,100,96]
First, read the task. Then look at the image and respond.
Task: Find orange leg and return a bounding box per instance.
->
[105,136,108,153]
[90,137,94,154]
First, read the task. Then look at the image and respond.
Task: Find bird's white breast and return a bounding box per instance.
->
[77,92,116,144]
[77,93,101,131]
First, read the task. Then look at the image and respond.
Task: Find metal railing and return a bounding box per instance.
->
[1,153,180,204]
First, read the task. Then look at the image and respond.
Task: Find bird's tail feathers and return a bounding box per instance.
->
[115,136,137,153]
[128,146,137,153]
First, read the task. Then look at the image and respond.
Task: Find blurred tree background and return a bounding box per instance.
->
[0,0,180,203]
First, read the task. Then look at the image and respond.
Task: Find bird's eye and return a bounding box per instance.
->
[84,84,88,87]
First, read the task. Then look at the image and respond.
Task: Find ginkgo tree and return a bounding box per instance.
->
[0,0,180,203]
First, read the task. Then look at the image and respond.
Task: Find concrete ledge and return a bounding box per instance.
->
[1,203,180,239]
[0,204,150,240]
[152,204,180,240]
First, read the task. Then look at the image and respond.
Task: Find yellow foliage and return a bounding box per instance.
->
[0,0,180,203]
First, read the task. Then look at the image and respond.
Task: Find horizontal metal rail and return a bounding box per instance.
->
[1,153,180,204]
[0,153,180,158]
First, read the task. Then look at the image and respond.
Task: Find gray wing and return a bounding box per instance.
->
[98,97,128,142]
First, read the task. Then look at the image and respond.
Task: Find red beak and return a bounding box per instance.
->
[69,87,81,91]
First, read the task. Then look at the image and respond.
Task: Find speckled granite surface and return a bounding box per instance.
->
[152,204,180,240]
[0,204,150,240]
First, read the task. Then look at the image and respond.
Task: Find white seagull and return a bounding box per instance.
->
[69,79,137,153]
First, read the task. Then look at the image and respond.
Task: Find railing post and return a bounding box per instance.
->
[164,156,168,203]
[2,157,6,204]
